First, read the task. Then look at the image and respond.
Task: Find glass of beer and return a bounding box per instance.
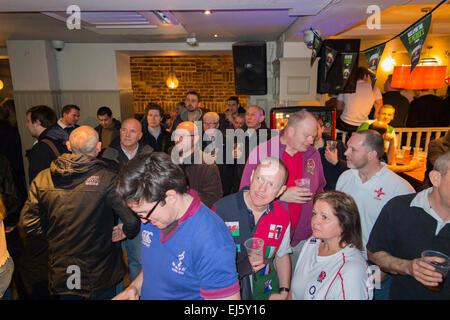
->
[421,250,450,292]
[244,237,264,265]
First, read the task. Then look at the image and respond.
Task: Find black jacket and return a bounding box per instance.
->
[95,118,121,149]
[19,153,140,297]
[233,122,274,192]
[0,120,25,188]
[140,120,172,153]
[317,133,348,190]
[26,124,69,184]
[0,154,25,227]
[100,138,153,172]
[170,107,210,134]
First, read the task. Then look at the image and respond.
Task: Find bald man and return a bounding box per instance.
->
[230,105,273,193]
[101,118,153,172]
[171,121,223,208]
[20,125,140,300]
[100,118,153,288]
[240,110,326,270]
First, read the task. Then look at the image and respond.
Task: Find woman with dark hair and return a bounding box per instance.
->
[290,190,373,300]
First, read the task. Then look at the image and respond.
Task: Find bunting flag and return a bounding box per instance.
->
[365,43,385,75]
[341,52,358,88]
[400,14,432,73]
[364,43,385,89]
[324,46,338,80]
[310,31,323,66]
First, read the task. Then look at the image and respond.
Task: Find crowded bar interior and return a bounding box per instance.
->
[0,0,449,304]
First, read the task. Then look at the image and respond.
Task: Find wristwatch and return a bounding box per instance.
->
[279,287,290,293]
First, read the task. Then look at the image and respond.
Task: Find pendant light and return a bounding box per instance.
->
[166,67,179,89]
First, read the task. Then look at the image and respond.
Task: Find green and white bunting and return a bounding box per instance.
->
[310,31,323,66]
[365,43,385,74]
[400,14,432,73]
[341,52,358,88]
[324,46,338,80]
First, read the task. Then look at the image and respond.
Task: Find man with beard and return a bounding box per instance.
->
[336,129,414,299]
[170,91,209,133]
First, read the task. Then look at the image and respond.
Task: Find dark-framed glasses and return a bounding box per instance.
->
[143,200,161,220]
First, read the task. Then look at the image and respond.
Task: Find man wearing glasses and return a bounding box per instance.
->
[113,152,240,300]
[170,121,223,208]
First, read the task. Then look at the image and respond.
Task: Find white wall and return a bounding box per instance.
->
[7,40,60,91]
[56,42,235,91]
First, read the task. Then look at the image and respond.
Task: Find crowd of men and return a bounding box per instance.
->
[0,87,449,300]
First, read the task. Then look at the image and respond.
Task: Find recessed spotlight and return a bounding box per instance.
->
[203,10,212,15]
[214,34,219,38]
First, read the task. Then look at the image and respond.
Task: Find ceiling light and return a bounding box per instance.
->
[214,34,219,38]
[381,56,396,72]
[166,68,179,89]
[203,10,212,15]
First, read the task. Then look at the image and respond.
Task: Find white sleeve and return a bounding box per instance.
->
[374,87,382,100]
[276,224,292,258]
[326,261,373,300]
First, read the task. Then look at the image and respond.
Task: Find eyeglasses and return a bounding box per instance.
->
[143,200,160,220]
[175,134,196,140]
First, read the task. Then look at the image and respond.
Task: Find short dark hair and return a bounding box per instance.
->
[62,104,80,116]
[97,106,112,117]
[145,102,163,117]
[313,191,363,251]
[357,130,385,160]
[26,105,57,128]
[186,91,201,102]
[356,67,370,81]
[227,96,239,104]
[116,152,189,205]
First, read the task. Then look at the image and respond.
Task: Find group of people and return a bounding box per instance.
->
[335,67,450,133]
[0,88,449,301]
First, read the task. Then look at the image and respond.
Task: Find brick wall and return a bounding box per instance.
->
[130,55,248,115]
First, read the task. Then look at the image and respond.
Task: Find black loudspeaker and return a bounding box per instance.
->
[317,39,360,94]
[232,42,267,95]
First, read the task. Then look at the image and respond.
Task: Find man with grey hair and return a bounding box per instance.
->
[202,112,235,196]
[367,151,450,300]
[171,121,222,208]
[336,129,415,299]
[20,126,140,300]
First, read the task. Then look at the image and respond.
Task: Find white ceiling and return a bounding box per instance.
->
[0,0,447,47]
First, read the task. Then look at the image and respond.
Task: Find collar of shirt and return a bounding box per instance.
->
[239,187,273,232]
[57,119,70,129]
[410,187,449,235]
[352,162,388,184]
[148,126,161,140]
[121,143,139,160]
